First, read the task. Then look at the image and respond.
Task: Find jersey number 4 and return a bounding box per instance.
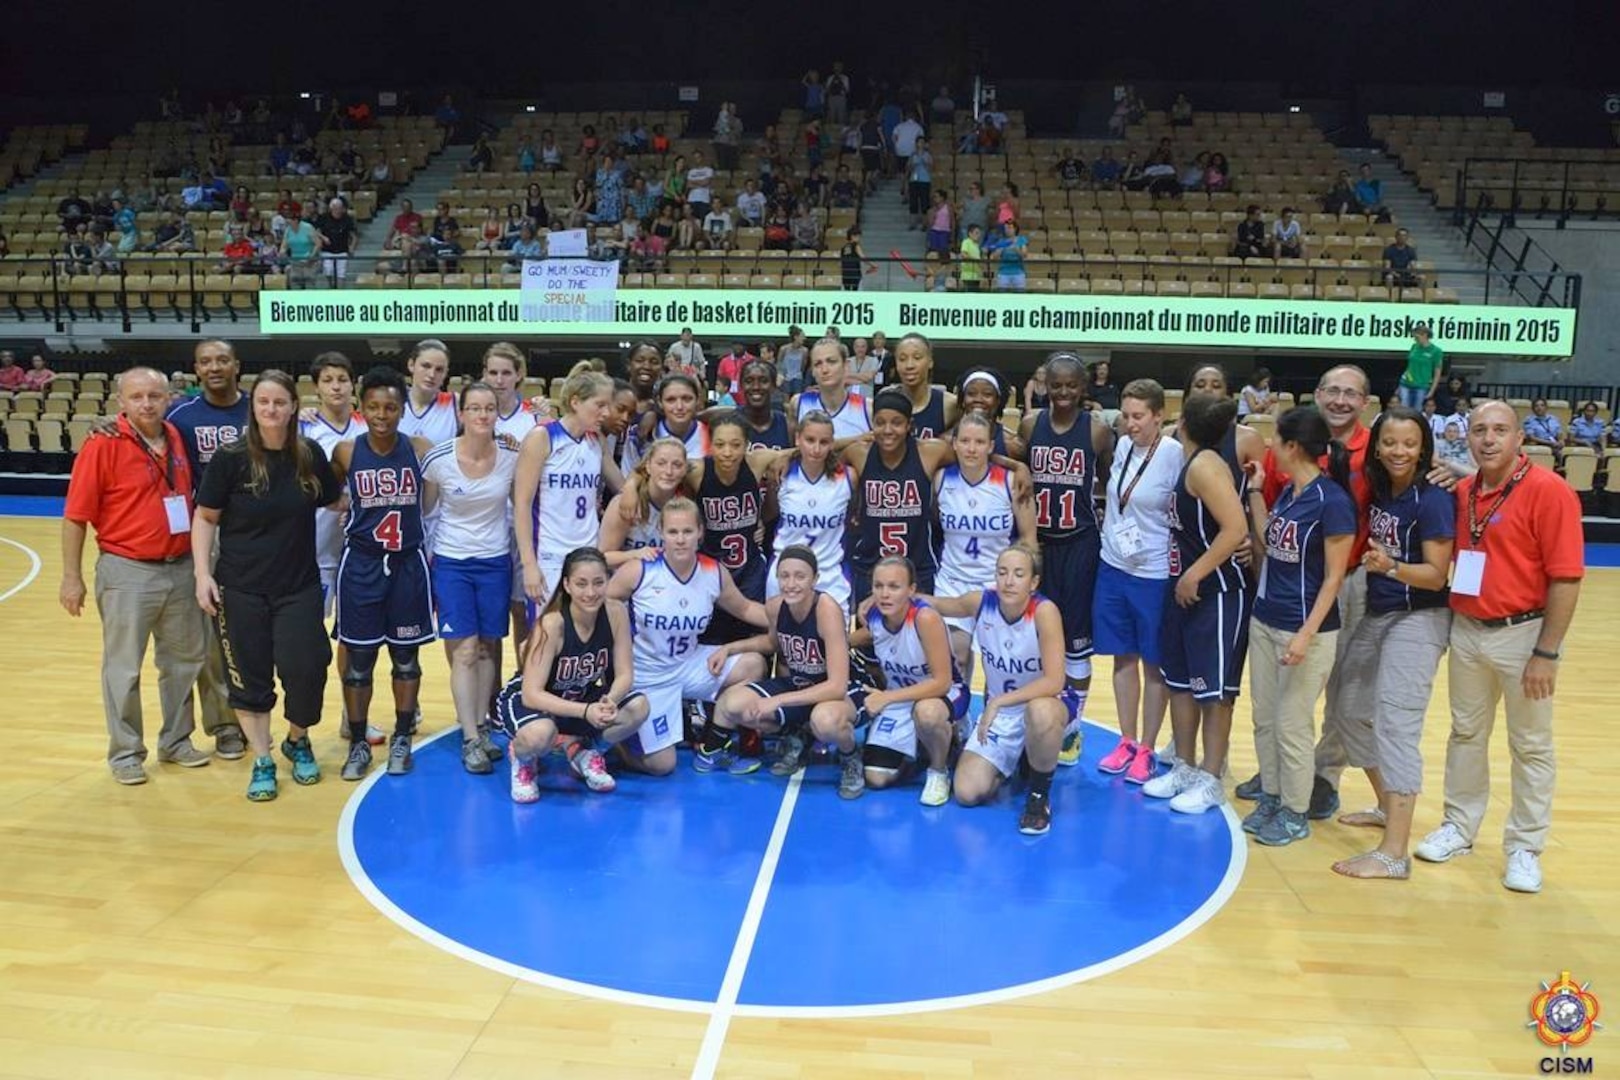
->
[1034,488,1080,531]
[372,510,404,551]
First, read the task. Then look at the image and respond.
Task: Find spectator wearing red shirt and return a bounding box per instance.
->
[1241,365,1373,819]
[1415,401,1583,893]
[21,355,56,392]
[0,350,24,391]
[713,342,755,402]
[388,198,424,248]
[60,367,211,785]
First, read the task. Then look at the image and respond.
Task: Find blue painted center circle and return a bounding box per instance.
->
[344,719,1241,1013]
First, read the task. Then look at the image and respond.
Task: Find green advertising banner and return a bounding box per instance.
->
[258,289,1576,357]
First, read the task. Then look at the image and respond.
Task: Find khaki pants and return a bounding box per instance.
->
[1442,616,1555,855]
[1249,619,1338,814]
[1313,566,1367,785]
[94,553,208,767]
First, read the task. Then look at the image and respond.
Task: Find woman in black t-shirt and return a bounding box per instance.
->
[194,369,341,803]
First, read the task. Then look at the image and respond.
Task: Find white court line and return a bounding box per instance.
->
[690,770,804,1080]
[0,536,43,602]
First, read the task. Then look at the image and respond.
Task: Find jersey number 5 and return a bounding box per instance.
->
[879,521,908,557]
[372,509,404,551]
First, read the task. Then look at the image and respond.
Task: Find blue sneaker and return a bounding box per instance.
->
[281,737,320,785]
[692,743,735,773]
[1241,793,1280,835]
[246,756,278,802]
[1255,807,1312,847]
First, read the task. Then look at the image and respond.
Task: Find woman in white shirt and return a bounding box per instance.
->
[1238,368,1275,419]
[421,383,520,775]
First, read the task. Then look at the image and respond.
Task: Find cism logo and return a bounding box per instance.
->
[1539,1060,1593,1074]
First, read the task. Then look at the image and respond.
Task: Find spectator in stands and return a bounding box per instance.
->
[387,199,423,248]
[1435,419,1473,473]
[62,365,211,786]
[525,183,552,229]
[1091,146,1123,188]
[0,352,23,391]
[715,342,756,401]
[1233,204,1272,259]
[1205,152,1231,192]
[23,355,56,392]
[802,69,825,117]
[802,164,829,208]
[149,211,195,254]
[1239,369,1277,418]
[219,225,256,275]
[64,226,96,275]
[1322,171,1358,215]
[702,204,734,250]
[316,198,357,283]
[516,137,537,174]
[1117,151,1145,191]
[971,115,1004,155]
[427,224,464,273]
[847,338,879,390]
[626,176,656,224]
[931,86,956,126]
[712,102,743,172]
[1523,399,1563,461]
[1181,152,1210,194]
[648,204,677,254]
[840,226,869,290]
[870,331,893,387]
[89,229,119,276]
[857,112,885,193]
[1608,413,1620,451]
[1141,147,1179,196]
[957,180,990,240]
[229,186,252,224]
[925,189,954,256]
[269,135,292,177]
[468,134,494,173]
[763,205,793,251]
[504,202,529,243]
[275,190,300,220]
[505,222,542,269]
[1397,325,1444,411]
[958,222,985,292]
[1435,374,1469,415]
[337,141,366,188]
[58,190,92,231]
[1568,402,1606,450]
[736,180,766,227]
[892,112,924,179]
[1354,163,1389,221]
[988,220,1028,292]
[473,208,502,252]
[623,117,648,154]
[686,151,716,219]
[594,153,625,225]
[291,139,320,177]
[675,205,703,251]
[1056,148,1087,190]
[434,95,461,142]
[1170,92,1194,126]
[1440,395,1472,442]
[826,62,851,126]
[566,180,595,230]
[1086,361,1121,424]
[667,329,705,380]
[830,165,859,209]
[995,183,1021,229]
[539,130,564,171]
[1273,207,1305,260]
[0,226,8,258]
[1383,228,1420,287]
[1423,397,1444,437]
[791,202,821,250]
[281,208,322,286]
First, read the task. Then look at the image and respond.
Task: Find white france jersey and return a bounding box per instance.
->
[974,590,1048,698]
[796,388,871,441]
[531,420,604,557]
[626,501,663,551]
[495,399,541,445]
[1100,434,1181,579]
[657,418,711,460]
[936,463,1016,593]
[300,412,365,571]
[421,439,519,560]
[768,458,853,602]
[869,598,961,690]
[398,391,459,445]
[631,554,722,684]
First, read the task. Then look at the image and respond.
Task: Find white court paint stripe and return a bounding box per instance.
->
[0,536,43,602]
[689,771,804,1080]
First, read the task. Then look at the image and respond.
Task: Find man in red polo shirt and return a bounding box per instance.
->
[1415,400,1582,893]
[60,366,210,785]
[1237,363,1373,819]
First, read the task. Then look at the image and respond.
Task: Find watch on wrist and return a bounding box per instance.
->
[1531,646,1561,661]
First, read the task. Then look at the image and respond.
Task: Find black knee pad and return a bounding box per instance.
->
[388,643,422,682]
[342,646,379,689]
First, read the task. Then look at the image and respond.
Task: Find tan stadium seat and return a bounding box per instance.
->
[34,418,65,452]
[1245,412,1277,445]
[1524,445,1557,470]
[1563,448,1597,493]
[3,418,34,451]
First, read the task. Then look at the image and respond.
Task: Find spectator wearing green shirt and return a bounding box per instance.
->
[958,223,985,292]
[1397,325,1443,411]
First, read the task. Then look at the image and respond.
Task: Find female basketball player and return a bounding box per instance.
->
[763,411,856,613]
[625,340,664,412]
[1017,351,1115,765]
[840,556,968,804]
[599,437,690,566]
[789,337,871,445]
[689,413,790,642]
[934,410,1036,680]
[846,390,956,607]
[1143,392,1251,814]
[1177,363,1267,478]
[921,545,1070,834]
[720,359,793,450]
[193,370,341,801]
[1330,407,1455,880]
[398,339,458,445]
[701,546,857,789]
[890,332,959,439]
[494,547,648,802]
[421,382,517,775]
[1094,379,1182,785]
[513,370,624,617]
[952,367,1023,457]
[481,342,542,445]
[1245,406,1357,847]
[329,366,441,782]
[607,498,768,776]
[632,374,710,462]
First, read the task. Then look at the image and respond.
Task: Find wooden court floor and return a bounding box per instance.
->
[0,512,1614,1080]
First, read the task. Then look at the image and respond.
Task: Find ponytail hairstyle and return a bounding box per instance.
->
[458,379,498,412]
[629,436,690,525]
[559,369,614,415]
[534,546,611,656]
[1275,405,1350,493]
[1365,405,1435,503]
[481,340,526,378]
[709,410,749,444]
[659,494,701,532]
[955,366,1010,418]
[1179,392,1238,451]
[873,554,919,587]
[243,369,322,498]
[791,409,839,475]
[1043,350,1090,406]
[999,541,1043,580]
[777,543,819,576]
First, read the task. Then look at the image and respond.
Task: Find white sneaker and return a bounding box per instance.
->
[1503,849,1543,893]
[509,754,540,804]
[1169,771,1227,815]
[1143,761,1198,800]
[569,747,617,793]
[1414,822,1474,863]
[920,769,951,807]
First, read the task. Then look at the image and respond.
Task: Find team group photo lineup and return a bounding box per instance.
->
[62,327,1582,891]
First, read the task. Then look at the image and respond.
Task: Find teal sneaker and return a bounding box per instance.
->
[281,737,321,785]
[247,756,278,802]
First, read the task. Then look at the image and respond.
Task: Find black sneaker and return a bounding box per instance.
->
[1018,794,1052,836]
[1234,772,1264,801]
[340,741,372,781]
[387,734,413,776]
[1307,775,1341,820]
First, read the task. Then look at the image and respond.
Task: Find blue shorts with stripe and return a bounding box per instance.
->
[433,554,512,640]
[1158,585,1250,701]
[1093,562,1170,665]
[335,547,437,648]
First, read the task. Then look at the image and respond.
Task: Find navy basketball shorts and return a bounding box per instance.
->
[701,555,767,645]
[740,676,819,730]
[493,679,601,740]
[335,547,437,648]
[1040,532,1100,662]
[1159,585,1251,702]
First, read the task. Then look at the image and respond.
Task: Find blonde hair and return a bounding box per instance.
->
[482,341,526,378]
[629,437,690,525]
[568,357,608,377]
[561,370,613,413]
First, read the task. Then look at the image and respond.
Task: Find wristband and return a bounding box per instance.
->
[1531,647,1561,661]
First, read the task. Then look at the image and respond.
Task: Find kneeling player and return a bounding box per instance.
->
[835,556,968,806]
[703,546,858,792]
[494,547,648,803]
[607,497,768,776]
[924,546,1070,835]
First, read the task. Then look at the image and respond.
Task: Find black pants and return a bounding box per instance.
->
[215,582,331,725]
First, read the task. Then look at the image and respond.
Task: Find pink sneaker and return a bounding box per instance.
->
[1098,738,1137,775]
[570,747,617,793]
[1124,743,1157,785]
[510,755,540,803]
